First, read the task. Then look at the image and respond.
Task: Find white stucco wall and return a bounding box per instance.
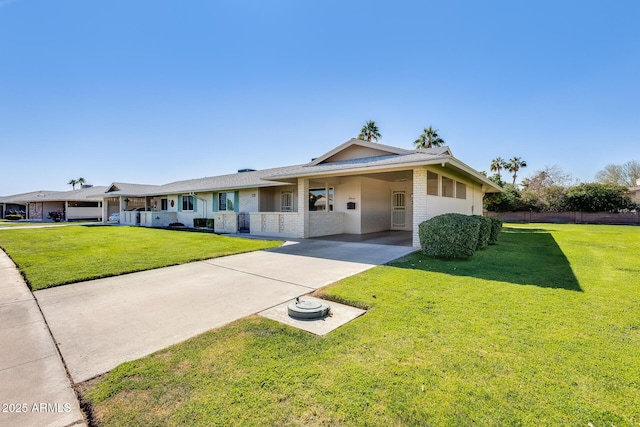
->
[66,206,102,220]
[361,177,391,233]
[334,176,361,234]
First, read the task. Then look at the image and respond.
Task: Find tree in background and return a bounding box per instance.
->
[358,120,382,142]
[595,161,640,187]
[414,126,445,149]
[563,183,637,212]
[68,179,78,190]
[78,177,86,188]
[506,157,527,185]
[490,157,508,180]
[520,165,576,211]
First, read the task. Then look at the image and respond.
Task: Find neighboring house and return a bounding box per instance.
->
[102,139,502,247]
[629,179,640,202]
[14,186,108,221]
[0,191,58,219]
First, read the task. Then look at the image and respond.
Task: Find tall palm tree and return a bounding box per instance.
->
[507,157,527,185]
[68,179,78,190]
[77,177,86,188]
[358,120,381,142]
[490,157,507,179]
[414,126,445,149]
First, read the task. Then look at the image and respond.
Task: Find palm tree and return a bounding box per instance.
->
[77,177,86,188]
[68,179,78,190]
[413,126,445,149]
[507,157,527,185]
[490,157,507,180]
[357,120,381,142]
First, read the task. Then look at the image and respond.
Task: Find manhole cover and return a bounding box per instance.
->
[288,298,330,319]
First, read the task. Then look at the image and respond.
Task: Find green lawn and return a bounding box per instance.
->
[80,224,639,425]
[0,226,281,290]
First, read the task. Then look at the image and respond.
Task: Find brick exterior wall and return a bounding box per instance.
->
[412,167,428,247]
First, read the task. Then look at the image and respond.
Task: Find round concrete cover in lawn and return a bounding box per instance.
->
[288,298,330,319]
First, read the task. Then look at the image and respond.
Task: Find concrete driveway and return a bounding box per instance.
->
[35,239,415,384]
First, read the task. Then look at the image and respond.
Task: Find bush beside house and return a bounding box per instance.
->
[488,217,503,245]
[419,214,481,259]
[419,214,502,259]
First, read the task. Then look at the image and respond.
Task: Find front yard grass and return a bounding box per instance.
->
[81,224,640,426]
[0,226,281,290]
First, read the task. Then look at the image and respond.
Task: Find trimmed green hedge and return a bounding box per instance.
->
[473,215,491,249]
[5,214,23,221]
[419,213,480,259]
[488,217,503,245]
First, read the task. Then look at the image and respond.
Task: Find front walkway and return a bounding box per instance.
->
[35,240,415,384]
[0,251,86,427]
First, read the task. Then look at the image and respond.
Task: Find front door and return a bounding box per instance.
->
[391,191,406,229]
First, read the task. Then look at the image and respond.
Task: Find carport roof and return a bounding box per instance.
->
[1,187,108,203]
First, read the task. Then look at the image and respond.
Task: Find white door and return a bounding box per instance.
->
[391,191,406,229]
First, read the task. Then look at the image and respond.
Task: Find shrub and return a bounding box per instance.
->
[5,214,23,220]
[48,210,64,222]
[193,218,207,228]
[419,213,480,259]
[562,183,638,212]
[206,218,214,229]
[473,215,492,249]
[488,217,503,245]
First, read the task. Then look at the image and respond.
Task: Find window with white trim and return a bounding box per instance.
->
[281,191,293,211]
[442,177,454,198]
[182,195,194,211]
[427,171,439,196]
[218,192,234,211]
[456,182,467,199]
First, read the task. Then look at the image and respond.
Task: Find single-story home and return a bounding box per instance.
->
[2,186,108,221]
[102,139,502,247]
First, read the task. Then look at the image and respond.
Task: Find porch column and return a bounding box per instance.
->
[297,177,309,238]
[412,167,428,248]
[102,199,108,224]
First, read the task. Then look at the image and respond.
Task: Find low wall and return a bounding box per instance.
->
[140,211,178,227]
[249,212,302,238]
[485,211,640,225]
[309,212,344,237]
[214,212,238,233]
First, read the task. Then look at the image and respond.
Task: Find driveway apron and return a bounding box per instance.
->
[35,240,415,384]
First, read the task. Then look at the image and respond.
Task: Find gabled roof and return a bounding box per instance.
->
[105,183,162,196]
[265,142,500,192]
[95,139,500,197]
[308,138,414,165]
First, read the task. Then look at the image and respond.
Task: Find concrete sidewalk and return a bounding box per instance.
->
[0,251,86,427]
[36,240,415,384]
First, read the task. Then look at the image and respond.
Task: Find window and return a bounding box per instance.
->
[427,171,439,196]
[309,187,333,211]
[281,191,293,211]
[182,195,194,211]
[161,199,168,211]
[69,201,100,208]
[442,177,454,198]
[218,192,234,211]
[456,182,467,199]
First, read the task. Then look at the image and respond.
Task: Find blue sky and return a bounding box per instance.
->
[1,0,638,195]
